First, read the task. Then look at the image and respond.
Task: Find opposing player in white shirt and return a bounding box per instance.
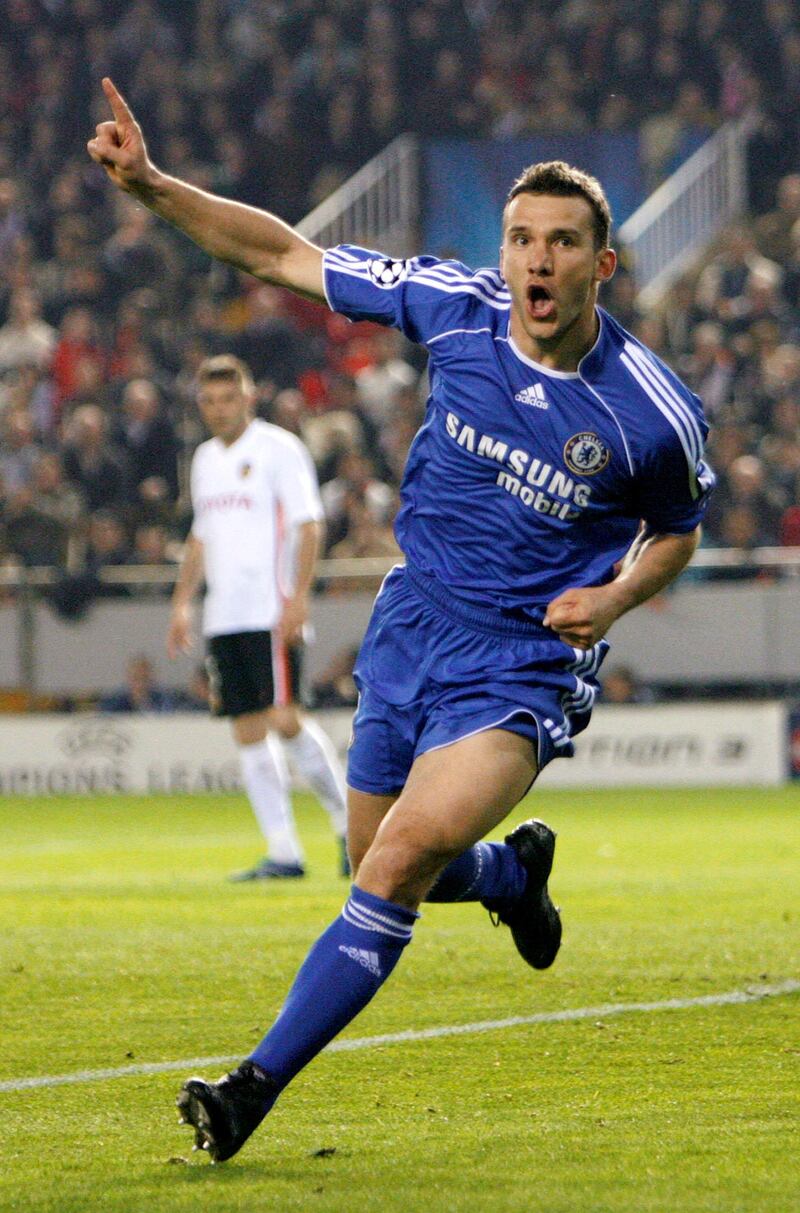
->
[167,355,348,879]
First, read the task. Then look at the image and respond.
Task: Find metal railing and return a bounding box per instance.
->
[0,551,797,699]
[1,547,800,594]
[296,134,420,255]
[618,121,747,308]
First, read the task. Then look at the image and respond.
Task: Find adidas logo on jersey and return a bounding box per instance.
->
[339,945,382,977]
[514,383,549,409]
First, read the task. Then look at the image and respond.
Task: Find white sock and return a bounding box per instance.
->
[282,719,348,837]
[238,736,304,866]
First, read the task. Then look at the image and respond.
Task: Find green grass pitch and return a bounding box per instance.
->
[1,786,797,1213]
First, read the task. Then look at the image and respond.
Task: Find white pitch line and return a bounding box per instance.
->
[1,980,797,1094]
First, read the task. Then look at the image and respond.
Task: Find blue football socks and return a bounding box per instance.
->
[248,886,417,1088]
[425,841,527,904]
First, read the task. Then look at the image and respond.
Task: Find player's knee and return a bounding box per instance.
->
[267,704,301,738]
[359,816,459,902]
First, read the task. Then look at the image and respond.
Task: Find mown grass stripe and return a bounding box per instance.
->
[2,980,797,1094]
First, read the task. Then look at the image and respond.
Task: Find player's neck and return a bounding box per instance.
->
[219,418,251,447]
[509,307,599,373]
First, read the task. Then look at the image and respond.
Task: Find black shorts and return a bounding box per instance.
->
[206,631,302,718]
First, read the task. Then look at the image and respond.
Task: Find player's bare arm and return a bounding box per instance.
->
[280,520,322,643]
[544,525,701,649]
[87,77,325,301]
[166,534,205,658]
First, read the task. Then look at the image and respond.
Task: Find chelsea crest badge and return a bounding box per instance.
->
[564,432,610,476]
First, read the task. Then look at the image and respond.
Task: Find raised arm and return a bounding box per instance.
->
[544,526,701,650]
[87,78,325,301]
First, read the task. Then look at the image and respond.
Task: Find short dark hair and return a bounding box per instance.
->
[505,161,612,249]
[196,354,254,395]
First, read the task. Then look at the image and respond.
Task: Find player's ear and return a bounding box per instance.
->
[498,243,505,277]
[595,246,616,284]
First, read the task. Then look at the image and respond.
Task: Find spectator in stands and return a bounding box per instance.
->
[100,653,176,713]
[600,665,654,705]
[708,455,784,547]
[641,81,716,190]
[114,377,180,518]
[662,277,709,357]
[233,284,306,389]
[302,404,365,487]
[695,226,783,323]
[32,213,97,326]
[130,521,176,566]
[414,48,485,138]
[782,217,800,310]
[321,451,396,550]
[779,505,800,547]
[101,197,178,302]
[322,370,388,477]
[50,305,106,419]
[379,407,419,487]
[680,322,735,419]
[760,433,800,507]
[61,403,131,513]
[0,287,56,373]
[355,328,418,428]
[710,505,765,581]
[0,408,42,494]
[82,509,131,598]
[128,522,179,599]
[327,490,402,592]
[2,451,83,568]
[0,177,27,278]
[755,172,800,264]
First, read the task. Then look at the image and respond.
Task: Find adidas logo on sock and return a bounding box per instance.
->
[338,945,382,977]
[514,383,549,409]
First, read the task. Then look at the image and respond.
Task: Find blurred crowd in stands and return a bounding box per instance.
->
[0,0,799,615]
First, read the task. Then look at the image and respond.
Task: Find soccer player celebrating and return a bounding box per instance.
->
[89,78,714,1162]
[167,354,349,880]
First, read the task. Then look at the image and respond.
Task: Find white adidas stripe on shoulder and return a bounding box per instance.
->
[414,263,511,296]
[325,253,371,276]
[626,347,701,463]
[410,275,511,310]
[326,247,366,263]
[427,326,494,346]
[324,253,511,309]
[620,348,701,495]
[622,342,702,462]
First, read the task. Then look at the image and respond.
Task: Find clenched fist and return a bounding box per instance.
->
[543,585,624,649]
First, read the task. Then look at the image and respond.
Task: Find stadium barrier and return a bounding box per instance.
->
[1,551,799,697]
[297,134,419,255]
[0,702,790,795]
[618,120,747,307]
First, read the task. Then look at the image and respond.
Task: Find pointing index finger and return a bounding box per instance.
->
[102,76,134,126]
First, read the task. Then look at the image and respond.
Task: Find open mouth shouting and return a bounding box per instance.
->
[527,283,557,322]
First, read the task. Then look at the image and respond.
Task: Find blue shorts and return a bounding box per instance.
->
[347,564,609,796]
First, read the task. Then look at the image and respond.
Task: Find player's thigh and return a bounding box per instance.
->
[347,787,398,875]
[356,727,538,904]
[231,709,271,746]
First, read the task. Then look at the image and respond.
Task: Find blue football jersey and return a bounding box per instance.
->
[323,246,715,619]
